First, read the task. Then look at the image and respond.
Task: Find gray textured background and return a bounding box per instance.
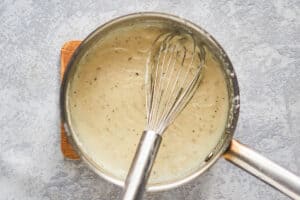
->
[0,0,299,199]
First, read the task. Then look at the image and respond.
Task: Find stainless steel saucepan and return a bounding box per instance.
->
[60,12,300,199]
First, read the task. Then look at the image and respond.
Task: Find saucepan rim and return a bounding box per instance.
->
[60,12,240,192]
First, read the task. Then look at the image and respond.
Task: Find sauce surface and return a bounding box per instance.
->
[68,23,229,185]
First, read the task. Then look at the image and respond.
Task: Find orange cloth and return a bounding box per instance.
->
[60,41,81,160]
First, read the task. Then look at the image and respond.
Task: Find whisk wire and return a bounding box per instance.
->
[151,45,179,130]
[149,39,173,129]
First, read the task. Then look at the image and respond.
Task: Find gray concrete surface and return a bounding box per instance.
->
[0,0,299,199]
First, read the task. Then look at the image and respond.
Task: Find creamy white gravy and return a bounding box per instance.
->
[68,23,229,185]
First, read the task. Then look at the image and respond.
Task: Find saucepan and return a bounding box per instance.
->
[60,12,300,199]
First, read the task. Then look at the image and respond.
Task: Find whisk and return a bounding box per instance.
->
[122,31,206,200]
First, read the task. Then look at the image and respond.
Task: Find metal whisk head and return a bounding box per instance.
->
[146,32,206,134]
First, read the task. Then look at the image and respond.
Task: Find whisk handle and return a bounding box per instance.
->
[122,130,162,200]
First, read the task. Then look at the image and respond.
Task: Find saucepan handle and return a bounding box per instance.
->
[224,139,300,199]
